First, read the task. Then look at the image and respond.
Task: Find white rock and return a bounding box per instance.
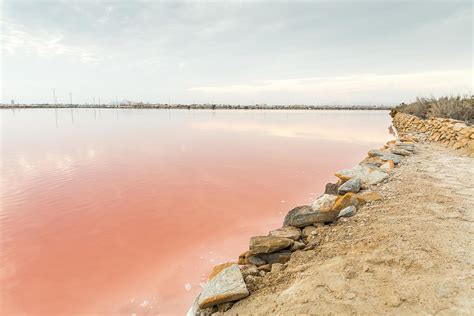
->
[311,194,337,211]
[198,264,249,309]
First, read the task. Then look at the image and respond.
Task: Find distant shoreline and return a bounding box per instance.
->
[0,104,393,110]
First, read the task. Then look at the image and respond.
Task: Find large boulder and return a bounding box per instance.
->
[337,177,361,194]
[283,205,338,227]
[268,226,301,240]
[249,236,293,254]
[198,264,249,309]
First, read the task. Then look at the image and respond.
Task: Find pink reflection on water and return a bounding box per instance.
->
[1,109,392,315]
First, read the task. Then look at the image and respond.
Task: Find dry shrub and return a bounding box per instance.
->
[394,95,474,123]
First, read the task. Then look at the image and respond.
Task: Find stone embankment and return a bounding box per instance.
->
[392,112,474,156]
[188,138,416,314]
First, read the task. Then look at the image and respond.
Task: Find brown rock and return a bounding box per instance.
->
[302,226,318,238]
[238,251,249,265]
[257,264,271,272]
[269,226,301,240]
[332,193,356,211]
[246,255,266,266]
[355,191,383,204]
[249,236,293,255]
[259,250,291,264]
[324,182,339,195]
[290,241,305,251]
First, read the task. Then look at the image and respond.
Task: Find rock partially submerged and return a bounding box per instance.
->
[197,264,249,309]
[249,236,293,254]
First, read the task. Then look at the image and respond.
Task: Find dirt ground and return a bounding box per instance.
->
[226,143,474,315]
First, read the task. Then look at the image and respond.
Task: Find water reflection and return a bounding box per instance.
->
[0,109,393,315]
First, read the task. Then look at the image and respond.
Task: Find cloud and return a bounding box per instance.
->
[2,22,102,64]
[189,70,472,97]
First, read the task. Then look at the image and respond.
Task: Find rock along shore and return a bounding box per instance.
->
[187,113,474,315]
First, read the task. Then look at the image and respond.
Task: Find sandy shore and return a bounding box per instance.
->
[223,142,474,314]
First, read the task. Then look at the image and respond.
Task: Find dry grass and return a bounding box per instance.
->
[391,96,474,123]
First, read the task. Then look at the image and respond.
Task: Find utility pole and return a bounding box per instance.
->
[52,88,57,104]
[98,97,101,107]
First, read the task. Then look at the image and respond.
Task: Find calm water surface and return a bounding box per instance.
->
[1,109,393,315]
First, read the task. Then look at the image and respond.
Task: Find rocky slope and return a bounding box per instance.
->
[188,120,474,315]
[222,142,473,314]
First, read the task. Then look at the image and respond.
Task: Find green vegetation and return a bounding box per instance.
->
[392,95,474,123]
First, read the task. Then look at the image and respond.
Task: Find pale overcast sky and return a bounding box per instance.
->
[1,0,472,105]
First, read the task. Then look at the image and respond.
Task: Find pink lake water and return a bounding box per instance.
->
[0,109,393,315]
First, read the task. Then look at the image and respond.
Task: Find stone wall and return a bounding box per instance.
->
[392,112,474,156]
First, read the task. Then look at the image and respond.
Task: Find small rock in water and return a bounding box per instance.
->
[337,177,361,194]
[338,205,356,218]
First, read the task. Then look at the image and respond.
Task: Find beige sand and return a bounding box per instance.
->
[226,143,474,315]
